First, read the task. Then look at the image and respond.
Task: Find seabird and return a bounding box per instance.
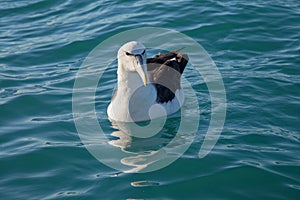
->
[107,41,188,122]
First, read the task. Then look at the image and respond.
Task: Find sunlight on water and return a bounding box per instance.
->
[0,0,299,199]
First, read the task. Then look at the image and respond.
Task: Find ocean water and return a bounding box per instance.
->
[1,0,300,199]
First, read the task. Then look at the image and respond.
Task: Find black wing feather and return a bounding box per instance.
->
[147,51,189,103]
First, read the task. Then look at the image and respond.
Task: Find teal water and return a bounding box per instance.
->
[1,0,300,199]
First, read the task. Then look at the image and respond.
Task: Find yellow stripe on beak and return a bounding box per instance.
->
[135,55,148,87]
[143,74,147,86]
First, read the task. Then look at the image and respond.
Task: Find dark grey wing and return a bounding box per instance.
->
[147,51,189,103]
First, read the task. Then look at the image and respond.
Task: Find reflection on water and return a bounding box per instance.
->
[108,116,190,173]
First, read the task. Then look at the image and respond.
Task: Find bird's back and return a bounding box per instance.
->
[147,51,189,104]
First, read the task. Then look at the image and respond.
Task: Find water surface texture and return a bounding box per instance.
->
[1,0,300,199]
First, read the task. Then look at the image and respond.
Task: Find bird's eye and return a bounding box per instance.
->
[141,50,146,55]
[125,52,133,56]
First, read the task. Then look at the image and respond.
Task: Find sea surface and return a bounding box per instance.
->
[1,0,300,199]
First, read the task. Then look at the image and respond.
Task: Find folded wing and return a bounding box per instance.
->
[147,51,189,103]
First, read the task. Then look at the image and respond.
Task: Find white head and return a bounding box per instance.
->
[117,41,148,86]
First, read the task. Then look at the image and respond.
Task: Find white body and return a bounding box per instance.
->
[107,75,184,122]
[107,41,184,122]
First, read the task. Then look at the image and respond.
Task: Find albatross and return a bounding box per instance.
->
[107,41,188,122]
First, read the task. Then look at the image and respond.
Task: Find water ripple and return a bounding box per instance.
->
[1,0,300,199]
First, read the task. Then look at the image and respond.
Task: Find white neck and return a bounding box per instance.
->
[117,68,144,92]
[107,65,157,122]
